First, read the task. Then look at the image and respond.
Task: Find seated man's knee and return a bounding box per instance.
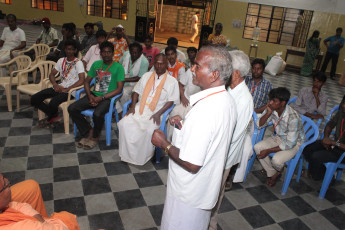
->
[93,109,105,120]
[271,156,285,171]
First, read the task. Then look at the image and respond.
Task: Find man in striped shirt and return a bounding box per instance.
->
[245,58,272,113]
[254,87,305,187]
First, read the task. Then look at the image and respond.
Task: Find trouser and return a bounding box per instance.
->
[254,136,301,177]
[303,140,345,180]
[190,27,198,42]
[321,52,339,78]
[68,94,110,138]
[208,167,231,230]
[31,87,68,120]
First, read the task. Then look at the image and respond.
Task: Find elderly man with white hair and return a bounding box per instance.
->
[152,45,237,230]
[209,50,254,230]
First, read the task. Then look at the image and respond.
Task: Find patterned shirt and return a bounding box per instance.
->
[108,37,128,62]
[38,27,58,46]
[257,105,305,150]
[245,75,272,109]
[293,87,328,116]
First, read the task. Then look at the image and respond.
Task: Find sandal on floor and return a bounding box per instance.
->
[77,138,87,148]
[266,173,282,187]
[37,118,49,128]
[83,139,98,150]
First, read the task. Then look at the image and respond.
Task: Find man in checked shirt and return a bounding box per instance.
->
[245,58,273,113]
[254,87,305,187]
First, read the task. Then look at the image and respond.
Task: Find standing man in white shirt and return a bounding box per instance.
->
[0,14,26,76]
[190,11,200,43]
[151,45,237,230]
[209,50,254,230]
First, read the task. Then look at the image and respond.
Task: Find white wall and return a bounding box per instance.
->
[230,0,345,15]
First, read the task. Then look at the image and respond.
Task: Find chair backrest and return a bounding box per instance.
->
[320,105,339,139]
[287,96,297,105]
[33,44,50,63]
[13,55,32,72]
[252,112,259,145]
[35,61,56,87]
[301,115,319,145]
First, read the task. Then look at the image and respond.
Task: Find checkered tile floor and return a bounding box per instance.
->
[1,20,345,230]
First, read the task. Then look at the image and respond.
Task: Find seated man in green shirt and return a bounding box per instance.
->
[68,41,124,149]
[117,42,149,113]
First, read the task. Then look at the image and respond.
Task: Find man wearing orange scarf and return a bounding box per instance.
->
[0,176,80,230]
[118,54,180,165]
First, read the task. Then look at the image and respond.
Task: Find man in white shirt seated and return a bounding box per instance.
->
[82,29,107,72]
[118,53,179,166]
[161,37,186,63]
[209,50,254,230]
[0,14,26,76]
[151,45,237,230]
[31,39,85,127]
[117,42,149,113]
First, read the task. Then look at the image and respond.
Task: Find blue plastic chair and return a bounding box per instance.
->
[73,83,123,146]
[122,99,175,163]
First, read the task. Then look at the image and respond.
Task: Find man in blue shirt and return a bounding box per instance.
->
[321,27,345,80]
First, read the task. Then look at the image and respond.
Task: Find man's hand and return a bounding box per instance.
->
[266,103,273,114]
[257,149,271,159]
[310,114,324,120]
[169,115,182,125]
[125,107,135,116]
[151,129,168,148]
[312,87,320,96]
[322,137,333,150]
[181,96,189,107]
[53,85,64,93]
[150,113,161,125]
[88,94,98,106]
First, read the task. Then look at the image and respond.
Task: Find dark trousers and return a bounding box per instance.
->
[321,52,339,78]
[68,95,110,138]
[303,140,344,180]
[31,87,68,120]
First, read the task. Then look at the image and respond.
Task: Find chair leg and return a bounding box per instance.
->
[16,91,21,112]
[5,85,12,112]
[37,109,45,121]
[105,114,111,146]
[296,157,304,182]
[281,161,297,195]
[319,165,337,199]
[243,152,256,182]
[155,148,162,164]
[336,169,343,181]
[62,105,69,134]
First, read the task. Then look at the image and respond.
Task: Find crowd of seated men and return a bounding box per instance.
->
[0,13,344,229]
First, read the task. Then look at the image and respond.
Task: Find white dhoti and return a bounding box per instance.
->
[233,122,254,182]
[0,50,11,77]
[116,84,135,112]
[167,103,192,141]
[118,106,159,165]
[161,194,211,230]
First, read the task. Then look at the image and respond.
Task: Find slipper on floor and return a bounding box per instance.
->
[83,139,98,150]
[77,138,87,148]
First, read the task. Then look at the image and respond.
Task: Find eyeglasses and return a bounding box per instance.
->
[0,179,10,193]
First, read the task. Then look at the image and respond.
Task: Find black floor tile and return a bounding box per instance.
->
[98,139,118,150]
[8,127,31,136]
[54,197,87,216]
[289,180,314,194]
[152,155,169,170]
[0,119,11,127]
[279,218,311,230]
[114,189,146,210]
[88,212,124,230]
[27,155,53,170]
[3,146,28,158]
[148,204,164,226]
[30,134,52,145]
[0,137,6,147]
[282,196,316,216]
[320,207,345,229]
[3,171,25,185]
[133,171,164,188]
[53,166,81,182]
[13,111,33,119]
[104,162,131,176]
[78,151,103,165]
[82,177,111,195]
[239,205,275,228]
[231,182,244,190]
[247,185,279,204]
[219,197,236,214]
[252,170,268,184]
[52,122,66,133]
[324,188,345,205]
[53,142,76,154]
[40,183,53,201]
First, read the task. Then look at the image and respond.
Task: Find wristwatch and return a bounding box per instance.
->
[164,144,173,154]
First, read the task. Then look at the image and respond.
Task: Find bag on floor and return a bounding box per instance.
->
[265,55,283,76]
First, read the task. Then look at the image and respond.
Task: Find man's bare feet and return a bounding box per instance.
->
[266,172,282,187]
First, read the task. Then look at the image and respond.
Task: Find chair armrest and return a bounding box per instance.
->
[108,91,124,115]
[66,85,84,104]
[159,104,175,131]
[122,99,133,116]
[75,88,86,100]
[0,58,16,67]
[16,46,34,56]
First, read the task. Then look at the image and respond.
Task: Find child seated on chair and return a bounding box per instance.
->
[31,39,85,128]
[254,87,305,187]
[68,41,124,150]
[302,95,345,180]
